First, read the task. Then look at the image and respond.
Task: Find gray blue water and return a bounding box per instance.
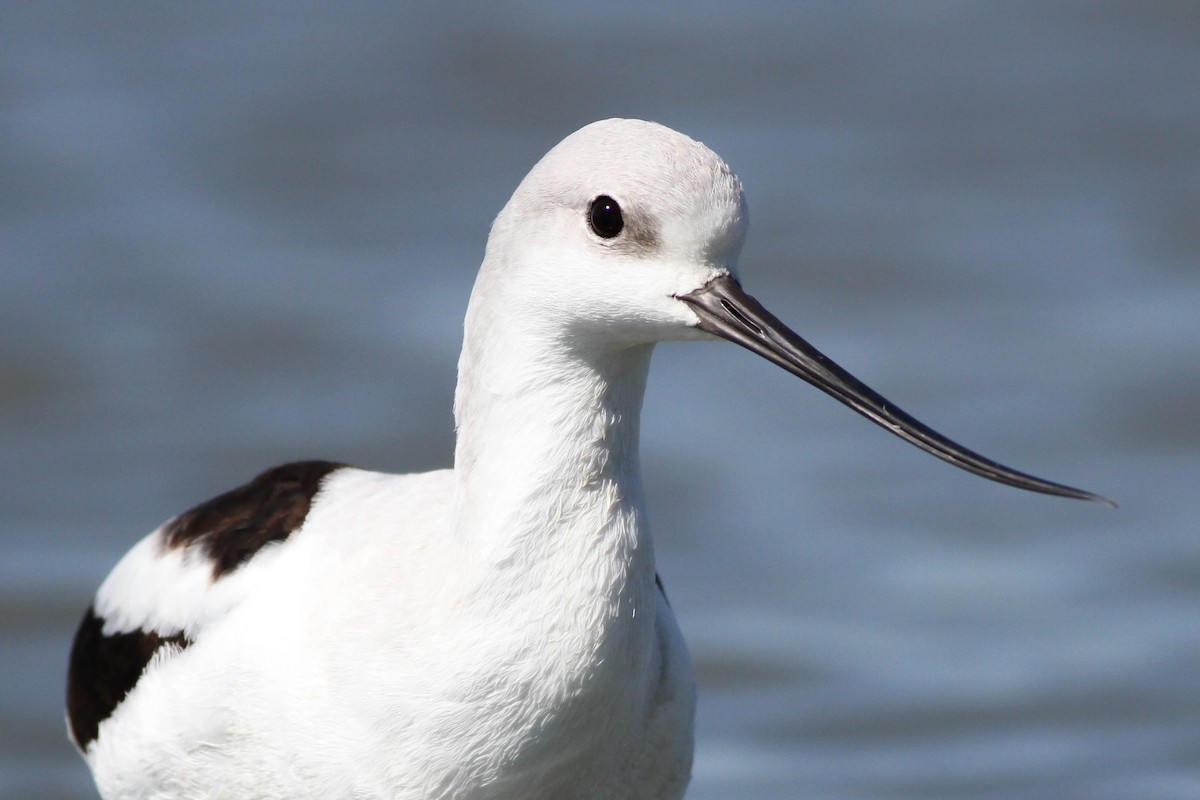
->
[3,4,1198,798]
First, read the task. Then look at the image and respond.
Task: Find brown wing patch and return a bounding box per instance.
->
[66,606,190,750]
[163,460,346,579]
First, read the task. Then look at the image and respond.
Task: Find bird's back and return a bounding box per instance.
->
[68,461,693,799]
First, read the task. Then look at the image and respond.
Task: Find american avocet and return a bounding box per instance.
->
[67,118,1109,800]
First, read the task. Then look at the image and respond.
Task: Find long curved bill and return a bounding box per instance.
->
[678,275,1113,506]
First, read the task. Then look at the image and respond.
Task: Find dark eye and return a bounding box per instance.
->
[588,195,624,239]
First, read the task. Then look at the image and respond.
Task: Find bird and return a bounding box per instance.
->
[66,118,1110,800]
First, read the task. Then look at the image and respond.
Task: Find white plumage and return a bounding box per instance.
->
[68,118,1106,800]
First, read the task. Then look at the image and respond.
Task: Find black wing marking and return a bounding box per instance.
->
[67,460,347,750]
[163,460,346,579]
[67,606,190,749]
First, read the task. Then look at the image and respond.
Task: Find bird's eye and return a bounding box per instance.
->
[587,195,624,239]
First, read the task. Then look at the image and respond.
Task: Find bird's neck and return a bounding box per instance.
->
[441,333,663,777]
[451,327,655,595]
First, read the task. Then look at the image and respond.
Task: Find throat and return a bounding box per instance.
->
[450,343,655,580]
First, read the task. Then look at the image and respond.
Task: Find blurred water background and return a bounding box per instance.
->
[2,3,1198,798]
